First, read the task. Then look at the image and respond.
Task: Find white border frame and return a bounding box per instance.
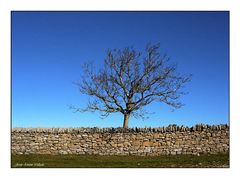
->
[1,1,239,184]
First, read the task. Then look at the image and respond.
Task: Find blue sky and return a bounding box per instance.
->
[12,11,229,128]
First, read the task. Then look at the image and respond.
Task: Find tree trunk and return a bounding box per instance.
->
[123,114,129,128]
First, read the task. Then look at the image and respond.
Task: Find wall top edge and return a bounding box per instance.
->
[11,124,229,133]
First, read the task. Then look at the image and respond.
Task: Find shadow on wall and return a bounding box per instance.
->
[11,124,229,156]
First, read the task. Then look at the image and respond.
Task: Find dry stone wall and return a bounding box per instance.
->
[11,124,229,156]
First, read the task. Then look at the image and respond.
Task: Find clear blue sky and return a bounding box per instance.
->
[12,11,229,128]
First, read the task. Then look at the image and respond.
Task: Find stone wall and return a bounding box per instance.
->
[11,124,229,156]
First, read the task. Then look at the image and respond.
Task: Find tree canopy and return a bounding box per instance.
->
[73,43,191,128]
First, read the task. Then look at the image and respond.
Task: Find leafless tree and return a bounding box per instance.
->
[73,43,191,128]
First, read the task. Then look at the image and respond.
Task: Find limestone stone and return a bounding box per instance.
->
[143,147,151,153]
[143,141,153,147]
[117,143,124,147]
[152,142,159,147]
[123,142,131,147]
[59,150,68,155]
[166,141,171,146]
[153,134,160,139]
[132,140,141,146]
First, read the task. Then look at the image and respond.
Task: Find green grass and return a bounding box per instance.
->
[11,153,229,168]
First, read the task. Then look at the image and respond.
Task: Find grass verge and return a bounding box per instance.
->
[11,153,229,168]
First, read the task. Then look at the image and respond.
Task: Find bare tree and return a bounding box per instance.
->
[73,43,191,128]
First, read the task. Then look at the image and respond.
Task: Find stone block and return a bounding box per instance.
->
[143,141,153,147]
